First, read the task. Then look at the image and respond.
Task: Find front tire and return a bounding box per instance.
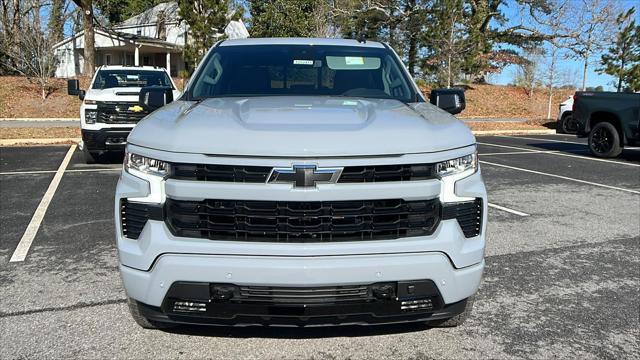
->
[560,113,577,134]
[588,122,622,158]
[127,297,175,330]
[429,296,475,327]
[82,146,97,164]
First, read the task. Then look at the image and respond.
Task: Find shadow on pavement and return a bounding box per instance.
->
[163,321,434,339]
[525,142,640,162]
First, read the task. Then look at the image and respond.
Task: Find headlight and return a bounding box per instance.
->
[84,109,97,124]
[124,152,170,178]
[436,152,477,177]
[84,99,97,105]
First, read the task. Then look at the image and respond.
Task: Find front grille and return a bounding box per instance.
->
[338,164,435,182]
[172,163,272,183]
[165,198,441,242]
[120,200,163,239]
[442,199,483,238]
[169,163,436,183]
[237,285,371,304]
[97,101,149,124]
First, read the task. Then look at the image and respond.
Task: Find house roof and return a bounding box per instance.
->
[52,29,182,50]
[118,1,179,27]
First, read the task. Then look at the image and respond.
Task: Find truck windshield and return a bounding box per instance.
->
[189,45,417,102]
[92,69,173,89]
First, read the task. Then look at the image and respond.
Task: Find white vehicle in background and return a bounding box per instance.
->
[556,95,576,134]
[67,65,180,163]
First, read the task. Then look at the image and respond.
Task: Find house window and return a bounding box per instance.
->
[143,56,150,66]
[136,29,142,36]
[105,54,112,65]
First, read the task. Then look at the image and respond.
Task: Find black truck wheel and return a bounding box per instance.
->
[560,113,577,134]
[82,146,97,164]
[588,122,622,158]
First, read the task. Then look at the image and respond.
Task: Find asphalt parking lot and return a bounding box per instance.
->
[1,134,638,359]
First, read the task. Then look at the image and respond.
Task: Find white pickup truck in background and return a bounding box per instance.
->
[67,65,180,163]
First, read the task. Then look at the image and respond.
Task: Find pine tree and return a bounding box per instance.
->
[598,7,640,92]
[178,0,237,70]
[248,0,317,38]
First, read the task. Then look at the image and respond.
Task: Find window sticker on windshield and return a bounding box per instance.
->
[293,59,314,66]
[126,75,139,80]
[345,57,365,65]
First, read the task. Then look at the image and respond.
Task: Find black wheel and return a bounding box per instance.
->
[588,122,622,158]
[561,113,577,134]
[429,296,475,327]
[82,146,97,164]
[127,297,175,330]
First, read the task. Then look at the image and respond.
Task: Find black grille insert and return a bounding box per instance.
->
[97,101,149,124]
[442,199,483,238]
[120,200,163,239]
[237,285,371,304]
[169,163,436,183]
[165,198,441,242]
[172,163,272,183]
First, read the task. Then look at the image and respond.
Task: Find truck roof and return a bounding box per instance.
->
[96,65,168,72]
[219,37,386,49]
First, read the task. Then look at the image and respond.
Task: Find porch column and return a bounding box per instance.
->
[166,52,171,75]
[134,45,140,66]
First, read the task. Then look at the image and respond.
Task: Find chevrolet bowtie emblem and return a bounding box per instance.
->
[128,105,144,113]
[268,165,343,188]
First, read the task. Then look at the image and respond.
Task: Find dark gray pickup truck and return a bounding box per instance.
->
[573,91,640,157]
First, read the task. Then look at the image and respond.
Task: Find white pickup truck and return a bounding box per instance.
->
[67,65,180,163]
[116,38,487,329]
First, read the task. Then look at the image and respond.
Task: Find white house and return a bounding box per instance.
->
[53,1,249,78]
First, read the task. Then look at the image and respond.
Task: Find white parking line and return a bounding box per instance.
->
[488,203,529,216]
[480,160,640,195]
[499,135,640,150]
[498,135,587,145]
[0,168,120,176]
[478,142,640,167]
[9,145,77,262]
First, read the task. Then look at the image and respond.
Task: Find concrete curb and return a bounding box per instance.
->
[0,118,80,122]
[472,129,557,136]
[0,138,80,146]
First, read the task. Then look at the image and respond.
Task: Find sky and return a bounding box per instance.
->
[491,0,640,91]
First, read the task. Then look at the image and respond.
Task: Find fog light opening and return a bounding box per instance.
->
[173,301,207,313]
[401,298,434,311]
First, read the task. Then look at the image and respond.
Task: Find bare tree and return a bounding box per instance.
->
[568,0,619,90]
[2,18,60,99]
[514,45,544,98]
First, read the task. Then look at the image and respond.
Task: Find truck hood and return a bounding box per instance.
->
[84,88,181,103]
[128,96,475,157]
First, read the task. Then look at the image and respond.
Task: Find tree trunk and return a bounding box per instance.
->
[407,34,417,76]
[48,0,65,43]
[77,0,95,76]
[546,47,557,119]
[581,56,588,91]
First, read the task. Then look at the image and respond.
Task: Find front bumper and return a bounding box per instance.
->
[116,145,487,325]
[82,128,132,152]
[121,253,484,326]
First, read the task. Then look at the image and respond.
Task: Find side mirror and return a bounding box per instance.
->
[78,90,85,101]
[139,86,174,111]
[430,88,465,115]
[67,79,80,96]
